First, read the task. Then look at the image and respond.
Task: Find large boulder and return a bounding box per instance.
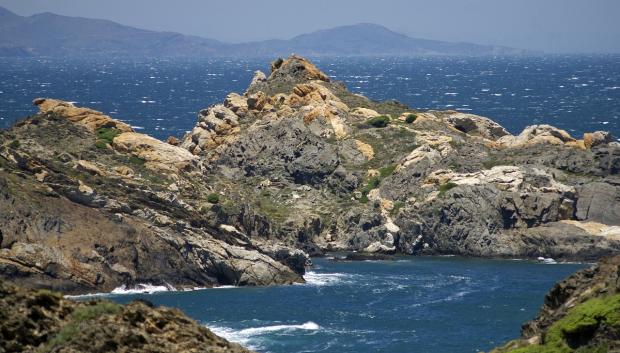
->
[497,124,578,148]
[583,130,615,149]
[33,98,133,132]
[441,112,510,140]
[113,132,197,171]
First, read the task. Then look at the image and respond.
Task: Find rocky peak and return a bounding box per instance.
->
[268,55,331,83]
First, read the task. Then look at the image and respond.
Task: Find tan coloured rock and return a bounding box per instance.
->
[33,98,133,132]
[75,160,106,176]
[583,131,615,149]
[224,92,249,117]
[350,107,380,120]
[355,139,375,160]
[181,105,241,156]
[114,165,134,177]
[113,133,197,171]
[559,220,620,240]
[496,124,578,148]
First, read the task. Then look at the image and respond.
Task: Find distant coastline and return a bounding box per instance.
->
[0,6,533,58]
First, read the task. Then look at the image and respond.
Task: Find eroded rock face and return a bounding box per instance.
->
[491,255,620,352]
[441,112,510,140]
[0,98,303,294]
[0,281,254,353]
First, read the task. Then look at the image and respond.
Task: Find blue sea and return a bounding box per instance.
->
[0,55,611,352]
[101,257,584,353]
[1,55,619,140]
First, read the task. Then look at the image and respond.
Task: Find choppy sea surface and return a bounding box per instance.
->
[101,257,584,353]
[1,55,619,140]
[0,56,607,351]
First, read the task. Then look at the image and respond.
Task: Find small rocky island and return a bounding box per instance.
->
[0,55,619,351]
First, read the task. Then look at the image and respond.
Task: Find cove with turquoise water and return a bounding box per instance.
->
[99,257,584,353]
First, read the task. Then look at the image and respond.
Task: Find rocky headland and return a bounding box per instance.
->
[0,55,619,296]
[490,254,620,352]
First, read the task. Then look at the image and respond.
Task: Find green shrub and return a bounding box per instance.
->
[390,201,406,216]
[95,127,121,148]
[379,164,396,178]
[366,115,390,128]
[438,182,458,196]
[405,114,417,124]
[94,140,108,149]
[207,193,220,204]
[503,294,620,353]
[128,155,146,166]
[8,139,20,149]
[358,164,399,204]
[47,301,121,347]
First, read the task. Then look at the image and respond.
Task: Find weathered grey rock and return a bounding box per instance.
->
[575,182,620,225]
[441,112,510,140]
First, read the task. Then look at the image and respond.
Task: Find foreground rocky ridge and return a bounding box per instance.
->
[0,98,304,294]
[490,255,620,352]
[1,55,619,293]
[0,280,252,353]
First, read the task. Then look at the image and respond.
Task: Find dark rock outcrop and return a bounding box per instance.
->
[0,280,253,353]
[490,255,620,352]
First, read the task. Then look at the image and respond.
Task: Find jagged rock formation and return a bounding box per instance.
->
[180,55,620,261]
[1,55,619,294]
[0,99,304,294]
[490,255,620,352]
[0,280,253,353]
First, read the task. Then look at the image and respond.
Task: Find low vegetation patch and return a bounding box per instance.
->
[501,294,620,353]
[207,193,220,204]
[379,164,396,178]
[94,127,121,148]
[8,139,20,149]
[359,164,397,203]
[366,115,390,128]
[405,114,417,124]
[46,301,122,348]
[128,155,146,166]
[438,182,458,196]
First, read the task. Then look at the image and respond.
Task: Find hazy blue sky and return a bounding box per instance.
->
[1,0,619,53]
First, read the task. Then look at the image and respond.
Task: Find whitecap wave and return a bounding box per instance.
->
[66,283,173,298]
[302,271,353,286]
[208,321,320,350]
[111,283,171,294]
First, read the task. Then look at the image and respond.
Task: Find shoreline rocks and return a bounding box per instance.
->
[1,55,619,294]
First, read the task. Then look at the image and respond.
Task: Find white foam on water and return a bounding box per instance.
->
[66,283,173,299]
[110,283,171,294]
[302,271,354,286]
[208,321,320,350]
[537,257,557,264]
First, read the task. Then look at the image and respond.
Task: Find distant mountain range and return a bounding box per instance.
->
[0,6,531,57]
